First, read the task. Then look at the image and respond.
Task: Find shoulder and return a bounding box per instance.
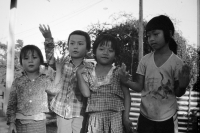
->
[142,52,153,60]
[40,74,53,81]
[171,53,184,65]
[84,59,96,66]
[139,52,153,65]
[14,75,25,82]
[84,59,96,70]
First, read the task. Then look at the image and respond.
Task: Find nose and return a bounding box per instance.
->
[73,43,78,49]
[103,49,109,55]
[148,35,154,42]
[28,57,33,62]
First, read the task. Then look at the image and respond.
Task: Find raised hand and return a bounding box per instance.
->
[39,24,52,38]
[55,55,67,72]
[178,64,191,88]
[119,63,132,84]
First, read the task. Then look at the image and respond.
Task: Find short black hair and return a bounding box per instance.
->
[146,15,177,54]
[67,30,91,51]
[19,45,44,65]
[92,34,120,61]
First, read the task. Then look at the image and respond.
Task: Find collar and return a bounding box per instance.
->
[67,56,89,67]
[21,66,47,77]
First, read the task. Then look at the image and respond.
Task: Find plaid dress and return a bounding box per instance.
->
[82,65,125,133]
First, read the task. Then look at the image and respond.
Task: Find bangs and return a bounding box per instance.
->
[99,37,118,51]
[146,15,174,34]
[146,20,164,33]
[21,49,36,58]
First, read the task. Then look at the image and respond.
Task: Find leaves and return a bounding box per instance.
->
[0,40,24,87]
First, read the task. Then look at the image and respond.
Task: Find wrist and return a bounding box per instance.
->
[7,122,15,125]
[44,38,54,44]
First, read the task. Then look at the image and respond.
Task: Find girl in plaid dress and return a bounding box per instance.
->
[77,34,136,133]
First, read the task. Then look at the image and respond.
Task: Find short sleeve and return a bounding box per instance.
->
[136,56,147,76]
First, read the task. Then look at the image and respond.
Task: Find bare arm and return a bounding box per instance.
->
[76,66,90,97]
[121,85,132,132]
[119,63,144,92]
[174,64,191,97]
[124,74,144,92]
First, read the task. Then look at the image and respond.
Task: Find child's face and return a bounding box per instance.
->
[68,34,88,59]
[21,50,41,73]
[95,41,115,65]
[147,30,167,51]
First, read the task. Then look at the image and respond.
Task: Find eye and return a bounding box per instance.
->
[153,33,159,36]
[99,48,104,51]
[78,42,83,45]
[109,49,114,52]
[33,56,38,59]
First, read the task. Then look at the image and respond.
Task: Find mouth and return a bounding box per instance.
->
[73,51,78,54]
[151,43,156,47]
[28,65,34,68]
[101,57,109,60]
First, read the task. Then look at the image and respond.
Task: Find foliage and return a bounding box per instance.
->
[86,12,198,85]
[87,12,152,80]
[0,40,23,88]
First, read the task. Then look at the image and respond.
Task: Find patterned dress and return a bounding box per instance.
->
[6,72,62,133]
[82,65,125,133]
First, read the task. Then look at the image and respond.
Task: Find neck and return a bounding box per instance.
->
[96,63,113,69]
[71,57,84,66]
[26,71,40,80]
[155,44,171,55]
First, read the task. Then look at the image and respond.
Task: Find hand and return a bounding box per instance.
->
[39,24,52,38]
[123,118,137,133]
[178,64,191,88]
[9,123,17,133]
[76,65,86,75]
[55,55,67,72]
[119,63,132,84]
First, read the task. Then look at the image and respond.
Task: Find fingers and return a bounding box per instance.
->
[39,24,45,34]
[39,24,50,33]
[42,24,48,31]
[122,63,126,72]
[47,25,51,31]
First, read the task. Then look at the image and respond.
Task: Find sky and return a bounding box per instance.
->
[0,0,198,53]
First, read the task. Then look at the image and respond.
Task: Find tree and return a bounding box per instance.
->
[86,12,198,84]
[0,39,23,88]
[87,12,151,80]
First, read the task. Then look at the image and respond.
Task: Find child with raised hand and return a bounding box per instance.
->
[6,45,64,133]
[39,24,92,133]
[76,34,135,133]
[120,15,191,133]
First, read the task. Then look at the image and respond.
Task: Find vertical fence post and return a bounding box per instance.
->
[4,0,17,114]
